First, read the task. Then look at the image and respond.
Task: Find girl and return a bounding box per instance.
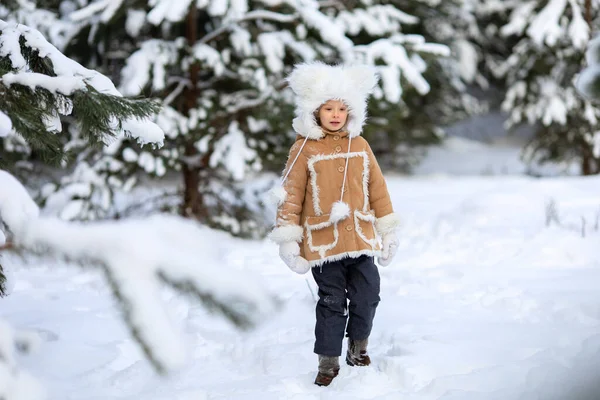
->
[269,62,401,386]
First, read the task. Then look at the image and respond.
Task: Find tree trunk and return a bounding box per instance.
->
[582,0,596,176]
[585,0,592,30]
[582,152,593,175]
[182,142,202,217]
[180,5,204,219]
[581,148,600,175]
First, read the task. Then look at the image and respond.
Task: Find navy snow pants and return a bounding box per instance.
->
[311,255,381,357]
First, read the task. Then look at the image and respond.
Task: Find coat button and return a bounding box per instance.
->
[345,225,353,231]
[338,166,345,172]
[333,135,340,140]
[335,145,342,152]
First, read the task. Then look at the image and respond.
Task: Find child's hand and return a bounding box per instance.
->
[378,232,399,267]
[279,241,311,274]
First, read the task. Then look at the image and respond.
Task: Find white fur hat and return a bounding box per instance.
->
[286,62,379,139]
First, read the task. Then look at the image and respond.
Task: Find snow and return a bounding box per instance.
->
[500,2,536,37]
[0,170,40,235]
[208,0,228,17]
[2,5,77,52]
[503,77,581,128]
[379,66,402,103]
[68,0,111,23]
[526,0,566,47]
[225,0,249,20]
[501,0,590,49]
[0,321,46,400]
[455,39,479,83]
[336,5,418,37]
[299,6,354,55]
[191,43,224,75]
[229,27,253,56]
[209,121,259,181]
[125,9,146,38]
[147,0,193,25]
[247,116,269,133]
[577,66,600,101]
[3,142,600,398]
[100,0,125,23]
[577,34,600,101]
[0,21,164,147]
[0,111,12,137]
[280,32,317,61]
[411,42,450,57]
[258,33,286,73]
[567,0,589,49]
[2,72,86,95]
[0,169,277,377]
[122,118,165,147]
[0,25,27,69]
[540,81,568,126]
[585,34,600,65]
[119,40,179,96]
[362,40,430,96]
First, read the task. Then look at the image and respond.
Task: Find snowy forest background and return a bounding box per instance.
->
[3,0,600,237]
[4,0,600,399]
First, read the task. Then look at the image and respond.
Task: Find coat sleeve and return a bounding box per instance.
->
[365,140,401,236]
[268,140,308,244]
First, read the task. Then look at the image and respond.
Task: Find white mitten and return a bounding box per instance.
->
[378,232,399,267]
[279,241,310,274]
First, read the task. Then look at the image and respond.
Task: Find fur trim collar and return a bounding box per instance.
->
[287,62,379,139]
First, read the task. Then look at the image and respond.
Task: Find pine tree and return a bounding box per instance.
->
[0,16,165,298]
[22,0,453,233]
[0,17,162,166]
[364,0,490,170]
[487,0,600,174]
[0,20,276,389]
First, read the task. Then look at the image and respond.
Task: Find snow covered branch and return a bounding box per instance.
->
[0,19,164,152]
[577,35,600,101]
[199,10,298,44]
[0,170,277,374]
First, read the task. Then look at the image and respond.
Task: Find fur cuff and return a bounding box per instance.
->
[375,213,401,235]
[268,224,303,244]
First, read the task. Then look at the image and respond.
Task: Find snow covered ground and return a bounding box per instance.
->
[3,140,600,399]
[413,137,578,177]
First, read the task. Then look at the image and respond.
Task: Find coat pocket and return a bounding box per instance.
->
[354,210,379,248]
[305,214,338,255]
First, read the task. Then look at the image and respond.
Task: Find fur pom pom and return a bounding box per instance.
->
[266,185,287,207]
[330,201,350,222]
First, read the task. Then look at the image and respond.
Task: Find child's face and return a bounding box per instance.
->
[318,100,348,131]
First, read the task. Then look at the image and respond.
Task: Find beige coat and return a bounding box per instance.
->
[269,129,401,266]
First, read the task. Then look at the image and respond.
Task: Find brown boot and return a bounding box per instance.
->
[346,338,371,366]
[314,355,340,386]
